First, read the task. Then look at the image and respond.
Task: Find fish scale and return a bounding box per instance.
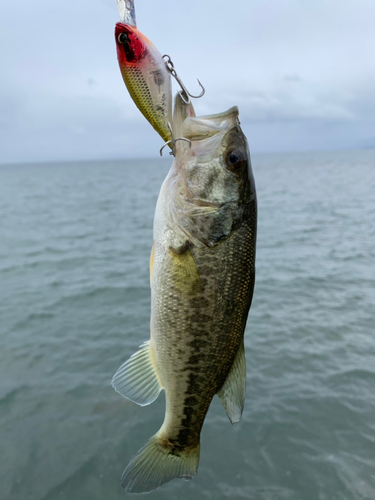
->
[154,216,256,451]
[159,228,253,432]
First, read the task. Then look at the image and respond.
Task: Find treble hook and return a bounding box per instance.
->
[160,123,192,156]
[162,55,205,104]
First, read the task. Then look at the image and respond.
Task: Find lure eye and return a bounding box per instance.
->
[118,32,129,44]
[226,149,246,170]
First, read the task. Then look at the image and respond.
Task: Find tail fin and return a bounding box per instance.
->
[121,433,200,493]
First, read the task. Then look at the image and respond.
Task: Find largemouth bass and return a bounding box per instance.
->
[115,1,172,143]
[112,96,257,493]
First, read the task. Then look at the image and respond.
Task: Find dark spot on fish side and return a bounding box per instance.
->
[187,372,199,387]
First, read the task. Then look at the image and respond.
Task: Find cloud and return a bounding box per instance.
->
[0,83,165,162]
[1,0,375,162]
[195,76,361,125]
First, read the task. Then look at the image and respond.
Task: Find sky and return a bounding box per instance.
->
[1,0,375,163]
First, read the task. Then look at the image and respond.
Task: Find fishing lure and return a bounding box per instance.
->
[115,1,173,143]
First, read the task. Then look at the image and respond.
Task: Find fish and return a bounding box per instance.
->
[112,94,257,493]
[115,0,172,143]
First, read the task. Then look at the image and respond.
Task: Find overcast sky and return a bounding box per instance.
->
[1,0,374,163]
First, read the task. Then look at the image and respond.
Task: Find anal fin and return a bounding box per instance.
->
[217,342,246,424]
[111,341,162,406]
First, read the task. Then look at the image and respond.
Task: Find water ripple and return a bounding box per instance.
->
[1,152,375,500]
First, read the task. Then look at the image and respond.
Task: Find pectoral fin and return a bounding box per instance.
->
[217,342,246,424]
[169,245,200,294]
[111,341,162,406]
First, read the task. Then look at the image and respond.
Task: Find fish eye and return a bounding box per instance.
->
[226,149,245,170]
[230,152,240,164]
[118,32,130,44]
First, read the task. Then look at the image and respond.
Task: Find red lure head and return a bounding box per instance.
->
[115,22,146,65]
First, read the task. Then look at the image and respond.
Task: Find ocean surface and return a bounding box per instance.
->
[1,149,374,500]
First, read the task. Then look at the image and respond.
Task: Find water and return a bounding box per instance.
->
[1,150,374,500]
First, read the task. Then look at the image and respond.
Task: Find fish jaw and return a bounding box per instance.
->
[181,106,240,142]
[115,23,172,143]
[172,92,196,139]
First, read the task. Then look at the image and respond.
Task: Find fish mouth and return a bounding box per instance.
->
[194,106,239,123]
[181,106,240,141]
